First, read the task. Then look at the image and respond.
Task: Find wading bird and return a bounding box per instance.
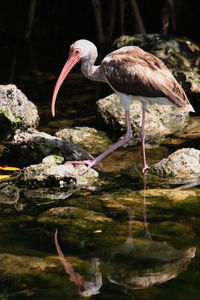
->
[51,39,194,174]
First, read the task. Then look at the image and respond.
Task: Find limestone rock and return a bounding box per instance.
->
[55,126,112,155]
[22,155,99,187]
[149,148,200,179]
[45,206,111,222]
[97,93,189,145]
[5,128,92,166]
[0,84,39,141]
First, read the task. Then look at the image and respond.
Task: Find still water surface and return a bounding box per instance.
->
[0,40,200,299]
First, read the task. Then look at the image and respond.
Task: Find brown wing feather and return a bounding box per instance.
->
[101,46,190,108]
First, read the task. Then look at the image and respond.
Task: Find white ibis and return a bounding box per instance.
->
[51,39,194,174]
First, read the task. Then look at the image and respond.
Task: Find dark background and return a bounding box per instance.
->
[0,0,199,119]
[0,0,199,47]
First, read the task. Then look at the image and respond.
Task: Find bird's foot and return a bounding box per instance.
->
[64,160,105,175]
[142,164,149,174]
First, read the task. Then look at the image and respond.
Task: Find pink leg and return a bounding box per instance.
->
[66,109,132,175]
[66,160,105,172]
[141,103,148,173]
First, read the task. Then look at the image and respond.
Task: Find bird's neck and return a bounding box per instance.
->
[81,59,106,83]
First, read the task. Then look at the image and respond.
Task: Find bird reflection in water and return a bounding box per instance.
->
[54,186,196,295]
[54,229,102,297]
[54,229,86,294]
[105,187,196,290]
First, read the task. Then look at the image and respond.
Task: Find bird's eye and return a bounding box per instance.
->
[75,49,80,54]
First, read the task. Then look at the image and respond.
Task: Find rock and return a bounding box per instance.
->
[152,38,200,73]
[114,34,169,51]
[97,93,189,145]
[0,253,59,274]
[44,206,111,223]
[55,126,112,155]
[0,84,39,141]
[42,155,64,164]
[22,155,99,187]
[149,148,200,180]
[139,188,199,203]
[176,71,200,113]
[174,115,200,140]
[0,183,20,205]
[5,128,92,166]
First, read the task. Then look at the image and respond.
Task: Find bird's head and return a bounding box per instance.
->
[51,39,97,117]
[70,39,97,61]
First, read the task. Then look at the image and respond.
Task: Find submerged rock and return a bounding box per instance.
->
[149,148,200,180]
[45,206,111,223]
[0,253,60,274]
[22,155,98,187]
[5,128,92,166]
[0,84,39,142]
[55,126,112,155]
[0,183,20,205]
[97,93,189,145]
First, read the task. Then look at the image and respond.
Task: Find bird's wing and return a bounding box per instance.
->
[147,65,189,108]
[101,46,190,108]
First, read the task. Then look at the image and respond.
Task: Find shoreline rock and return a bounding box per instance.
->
[55,126,112,156]
[21,155,99,188]
[5,128,93,167]
[0,84,39,142]
[148,148,200,182]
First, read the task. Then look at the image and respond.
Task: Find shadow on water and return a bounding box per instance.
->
[0,40,200,299]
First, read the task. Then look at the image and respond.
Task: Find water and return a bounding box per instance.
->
[0,40,200,299]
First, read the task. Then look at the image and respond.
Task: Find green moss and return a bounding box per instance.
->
[167,170,177,178]
[2,108,23,131]
[3,107,10,119]
[52,155,64,164]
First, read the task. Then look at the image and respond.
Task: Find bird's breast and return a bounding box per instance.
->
[116,91,171,110]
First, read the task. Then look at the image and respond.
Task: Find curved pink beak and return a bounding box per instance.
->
[51,53,80,117]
